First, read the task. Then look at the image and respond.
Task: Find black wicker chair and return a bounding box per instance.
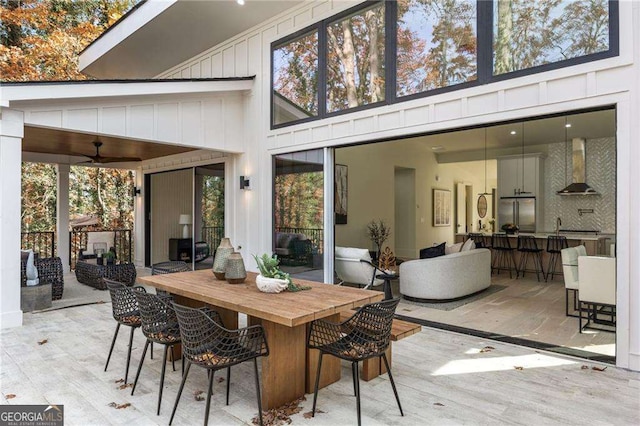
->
[21,256,64,300]
[307,298,403,426]
[169,303,269,426]
[104,279,145,383]
[130,291,182,415]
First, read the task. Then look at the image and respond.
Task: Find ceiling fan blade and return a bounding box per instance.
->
[96,157,142,163]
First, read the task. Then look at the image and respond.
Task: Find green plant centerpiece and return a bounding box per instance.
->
[253,254,310,292]
[366,219,391,259]
[104,250,116,265]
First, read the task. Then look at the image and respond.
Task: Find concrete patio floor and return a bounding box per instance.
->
[1,301,639,425]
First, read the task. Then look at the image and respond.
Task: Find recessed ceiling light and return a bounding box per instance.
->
[510,130,517,135]
[237,0,245,5]
[565,123,572,128]
[431,145,445,152]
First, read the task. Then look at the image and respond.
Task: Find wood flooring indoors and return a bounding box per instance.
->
[1,291,639,425]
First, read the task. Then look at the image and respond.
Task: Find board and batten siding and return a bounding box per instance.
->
[150,168,193,264]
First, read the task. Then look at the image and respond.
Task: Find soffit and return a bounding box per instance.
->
[80,0,303,79]
[22,126,197,162]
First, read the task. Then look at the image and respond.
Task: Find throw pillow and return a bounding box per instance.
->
[420,242,446,259]
[21,249,40,286]
[445,242,463,255]
[461,239,476,252]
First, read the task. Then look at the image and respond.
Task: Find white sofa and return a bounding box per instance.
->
[399,248,491,301]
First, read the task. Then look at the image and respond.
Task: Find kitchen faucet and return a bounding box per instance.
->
[555,217,562,236]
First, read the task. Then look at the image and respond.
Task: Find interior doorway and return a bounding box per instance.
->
[394,167,416,259]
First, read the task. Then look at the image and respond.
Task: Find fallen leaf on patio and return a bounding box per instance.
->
[479,346,495,353]
[116,403,130,409]
[5,394,16,399]
[514,366,524,370]
[581,365,589,370]
[252,396,306,425]
[115,379,124,383]
[592,366,607,372]
[37,339,48,345]
[216,377,225,383]
[118,383,133,390]
[434,402,445,406]
[193,390,204,401]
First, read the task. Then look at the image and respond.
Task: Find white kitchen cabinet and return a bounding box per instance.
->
[497,154,544,197]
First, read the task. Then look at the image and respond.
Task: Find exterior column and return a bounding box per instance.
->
[56,164,70,272]
[0,108,24,328]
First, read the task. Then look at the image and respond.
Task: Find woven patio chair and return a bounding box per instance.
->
[169,302,269,426]
[104,279,145,384]
[130,291,183,415]
[307,298,403,426]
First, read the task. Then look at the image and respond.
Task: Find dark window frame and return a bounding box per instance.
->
[271,0,619,130]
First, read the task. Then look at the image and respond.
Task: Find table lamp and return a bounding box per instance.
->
[179,214,192,239]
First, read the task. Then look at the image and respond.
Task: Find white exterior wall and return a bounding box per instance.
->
[157,1,640,370]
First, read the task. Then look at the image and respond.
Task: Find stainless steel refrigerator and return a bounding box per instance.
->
[498,197,536,232]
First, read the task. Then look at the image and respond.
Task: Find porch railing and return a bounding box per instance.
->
[275,227,323,253]
[201,226,224,253]
[21,231,56,258]
[69,229,132,270]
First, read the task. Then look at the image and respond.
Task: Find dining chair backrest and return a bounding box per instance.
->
[347,298,400,354]
[133,291,179,340]
[560,245,587,291]
[105,278,143,322]
[171,302,268,368]
[578,256,616,306]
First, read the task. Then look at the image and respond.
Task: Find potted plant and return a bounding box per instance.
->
[253,254,310,292]
[501,223,519,235]
[104,250,116,265]
[366,219,391,260]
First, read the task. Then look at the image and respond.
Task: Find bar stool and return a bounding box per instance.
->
[467,233,491,249]
[545,236,568,282]
[491,233,518,278]
[517,236,545,282]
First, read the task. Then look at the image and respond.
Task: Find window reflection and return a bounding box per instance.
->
[493,0,610,75]
[326,2,386,113]
[397,0,477,97]
[273,30,318,125]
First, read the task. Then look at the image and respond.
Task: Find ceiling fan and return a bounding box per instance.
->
[77,141,142,165]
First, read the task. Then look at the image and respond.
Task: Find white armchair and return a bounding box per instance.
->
[578,256,616,333]
[560,245,587,317]
[335,247,384,290]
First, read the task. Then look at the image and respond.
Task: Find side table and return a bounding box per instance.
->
[376,272,398,300]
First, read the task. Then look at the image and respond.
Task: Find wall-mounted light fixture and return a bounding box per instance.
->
[240,175,251,190]
[132,186,141,197]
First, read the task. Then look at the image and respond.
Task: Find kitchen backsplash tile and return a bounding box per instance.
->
[543,137,616,233]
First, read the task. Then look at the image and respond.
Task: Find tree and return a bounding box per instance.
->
[0,0,137,81]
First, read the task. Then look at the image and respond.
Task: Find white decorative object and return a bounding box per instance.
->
[22,249,40,286]
[255,274,288,293]
[179,214,192,239]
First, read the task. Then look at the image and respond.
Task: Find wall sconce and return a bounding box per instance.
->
[132,186,141,197]
[240,175,251,190]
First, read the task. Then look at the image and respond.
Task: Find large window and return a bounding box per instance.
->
[326,2,386,113]
[272,30,318,126]
[493,0,611,75]
[397,0,477,97]
[271,1,618,128]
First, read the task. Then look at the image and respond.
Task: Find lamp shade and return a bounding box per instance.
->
[178,214,192,225]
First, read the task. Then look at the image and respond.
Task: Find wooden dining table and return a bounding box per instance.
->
[137,270,384,409]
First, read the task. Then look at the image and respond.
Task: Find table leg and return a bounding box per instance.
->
[260,320,306,409]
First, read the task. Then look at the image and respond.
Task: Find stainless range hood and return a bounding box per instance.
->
[557,138,599,196]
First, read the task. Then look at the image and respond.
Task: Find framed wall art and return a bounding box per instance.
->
[433,188,451,227]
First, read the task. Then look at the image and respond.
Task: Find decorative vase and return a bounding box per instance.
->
[212,238,234,280]
[255,274,289,293]
[225,252,247,284]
